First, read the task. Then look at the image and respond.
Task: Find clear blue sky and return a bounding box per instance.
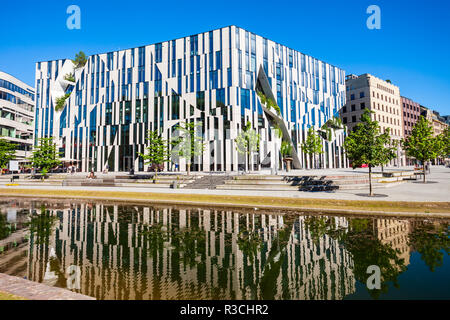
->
[1,0,449,115]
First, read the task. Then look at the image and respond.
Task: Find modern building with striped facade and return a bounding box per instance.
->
[0,71,35,164]
[34,26,347,173]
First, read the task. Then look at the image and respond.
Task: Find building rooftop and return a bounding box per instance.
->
[36,25,344,70]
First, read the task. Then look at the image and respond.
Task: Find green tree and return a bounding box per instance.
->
[72,51,87,69]
[344,109,397,196]
[302,127,323,169]
[402,116,441,182]
[55,93,71,112]
[257,91,281,116]
[64,73,75,82]
[171,122,205,175]
[236,121,260,172]
[438,126,450,158]
[29,137,61,176]
[318,116,345,141]
[139,130,168,179]
[0,138,16,171]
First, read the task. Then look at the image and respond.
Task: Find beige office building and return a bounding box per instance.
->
[340,74,405,166]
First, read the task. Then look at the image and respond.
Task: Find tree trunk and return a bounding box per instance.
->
[187,163,191,176]
[247,140,250,173]
[423,163,426,183]
[247,149,250,173]
[369,165,373,196]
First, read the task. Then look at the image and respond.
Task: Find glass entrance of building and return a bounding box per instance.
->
[123,156,133,172]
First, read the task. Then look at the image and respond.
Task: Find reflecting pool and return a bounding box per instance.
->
[0,199,449,300]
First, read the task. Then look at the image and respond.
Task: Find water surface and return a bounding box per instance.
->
[0,199,448,300]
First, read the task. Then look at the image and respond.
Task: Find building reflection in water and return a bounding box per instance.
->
[374,219,411,268]
[25,203,359,300]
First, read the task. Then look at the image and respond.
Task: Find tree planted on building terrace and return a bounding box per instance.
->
[402,116,443,183]
[72,51,87,69]
[344,109,397,196]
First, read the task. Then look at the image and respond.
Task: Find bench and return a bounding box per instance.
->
[414,171,425,180]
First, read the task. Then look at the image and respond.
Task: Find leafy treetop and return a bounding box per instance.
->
[139,130,168,172]
[29,137,61,171]
[344,109,397,169]
[0,138,16,169]
[72,51,87,69]
[302,127,323,156]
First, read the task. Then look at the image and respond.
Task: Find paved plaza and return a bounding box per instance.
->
[1,166,449,202]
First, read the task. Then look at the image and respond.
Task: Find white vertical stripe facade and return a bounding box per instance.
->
[35,26,347,172]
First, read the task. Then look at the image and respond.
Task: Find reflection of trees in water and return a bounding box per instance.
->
[237,230,262,264]
[409,222,449,272]
[259,215,296,300]
[20,200,450,301]
[344,220,406,299]
[26,205,63,285]
[0,214,15,241]
[304,216,407,299]
[24,205,355,300]
[27,205,58,246]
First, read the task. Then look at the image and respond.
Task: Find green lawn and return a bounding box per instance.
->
[1,188,450,216]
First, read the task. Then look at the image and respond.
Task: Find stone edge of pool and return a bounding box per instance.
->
[0,273,95,300]
[1,188,450,219]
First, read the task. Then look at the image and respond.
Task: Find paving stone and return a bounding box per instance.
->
[0,273,95,300]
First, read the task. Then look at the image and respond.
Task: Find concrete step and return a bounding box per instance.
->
[184,175,231,190]
[216,184,300,191]
[232,175,285,181]
[217,181,405,191]
[116,183,186,188]
[225,179,294,185]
